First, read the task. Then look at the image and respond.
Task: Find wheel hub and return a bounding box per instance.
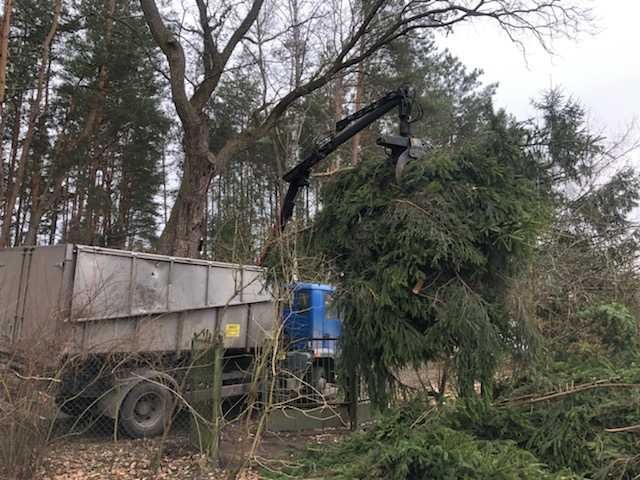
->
[134,392,161,424]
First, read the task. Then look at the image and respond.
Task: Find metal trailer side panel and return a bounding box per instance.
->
[72,248,132,319]
[248,301,277,347]
[71,245,271,321]
[65,245,277,354]
[0,245,73,359]
[0,244,277,357]
[74,300,276,354]
[0,248,27,348]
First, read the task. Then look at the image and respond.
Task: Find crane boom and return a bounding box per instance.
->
[278,86,423,231]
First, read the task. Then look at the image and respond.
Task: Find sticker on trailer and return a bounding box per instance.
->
[225,323,241,338]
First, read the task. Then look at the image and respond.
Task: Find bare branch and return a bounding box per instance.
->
[140,0,197,125]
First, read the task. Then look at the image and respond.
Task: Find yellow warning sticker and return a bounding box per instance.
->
[225,323,241,338]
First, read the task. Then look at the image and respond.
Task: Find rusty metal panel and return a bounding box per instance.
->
[0,245,71,354]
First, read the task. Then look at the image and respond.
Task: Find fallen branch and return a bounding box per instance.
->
[2,367,61,383]
[501,382,640,406]
[605,424,640,433]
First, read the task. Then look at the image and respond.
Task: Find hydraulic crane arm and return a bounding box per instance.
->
[278,86,425,231]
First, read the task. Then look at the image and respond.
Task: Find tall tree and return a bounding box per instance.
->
[23,0,117,245]
[0,0,62,247]
[141,0,588,257]
[0,0,170,247]
[0,0,13,105]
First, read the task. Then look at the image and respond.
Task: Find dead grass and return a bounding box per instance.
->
[0,351,61,479]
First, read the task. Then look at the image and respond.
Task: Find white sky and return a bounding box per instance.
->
[436,0,640,158]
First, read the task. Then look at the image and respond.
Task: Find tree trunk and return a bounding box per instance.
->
[0,0,13,196]
[140,0,264,257]
[0,0,13,105]
[350,65,364,165]
[112,153,131,248]
[157,121,212,256]
[2,92,22,208]
[65,187,85,243]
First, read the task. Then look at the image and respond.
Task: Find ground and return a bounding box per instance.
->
[38,423,344,480]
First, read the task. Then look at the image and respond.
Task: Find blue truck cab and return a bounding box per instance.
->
[282,283,341,384]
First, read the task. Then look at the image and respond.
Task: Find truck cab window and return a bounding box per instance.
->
[295,291,311,312]
[324,292,338,319]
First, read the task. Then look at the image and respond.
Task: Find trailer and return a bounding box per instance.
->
[0,244,281,437]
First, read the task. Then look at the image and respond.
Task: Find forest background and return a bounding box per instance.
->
[2,0,636,263]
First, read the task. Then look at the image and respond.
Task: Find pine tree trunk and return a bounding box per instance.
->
[66,188,85,243]
[2,93,22,209]
[0,0,13,198]
[351,65,364,165]
[0,0,12,105]
[333,76,345,168]
[113,160,131,248]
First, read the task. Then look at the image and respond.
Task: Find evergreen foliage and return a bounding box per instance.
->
[272,312,640,479]
[311,109,547,403]
[266,402,577,480]
[58,0,170,245]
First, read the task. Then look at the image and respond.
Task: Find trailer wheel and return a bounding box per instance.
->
[119,380,173,438]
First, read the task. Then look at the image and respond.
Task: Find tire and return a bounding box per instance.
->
[119,380,174,438]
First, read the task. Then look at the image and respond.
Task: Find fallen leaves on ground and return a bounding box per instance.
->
[39,435,259,480]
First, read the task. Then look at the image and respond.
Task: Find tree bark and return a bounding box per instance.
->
[0,0,13,188]
[157,121,212,256]
[2,92,22,209]
[350,65,364,165]
[0,0,13,105]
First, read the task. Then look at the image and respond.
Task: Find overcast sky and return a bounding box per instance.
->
[436,0,640,162]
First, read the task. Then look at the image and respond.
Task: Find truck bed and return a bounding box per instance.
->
[0,245,275,362]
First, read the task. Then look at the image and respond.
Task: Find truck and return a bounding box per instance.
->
[0,244,340,437]
[0,86,424,437]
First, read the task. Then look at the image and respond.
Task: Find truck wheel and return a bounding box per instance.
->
[119,381,173,438]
